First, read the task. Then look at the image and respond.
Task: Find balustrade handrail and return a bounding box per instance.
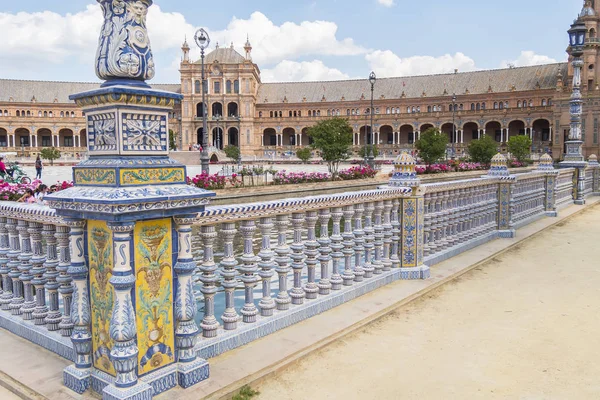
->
[194,187,412,225]
[422,177,500,193]
[0,202,66,226]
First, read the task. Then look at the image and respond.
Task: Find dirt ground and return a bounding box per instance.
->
[256,204,600,400]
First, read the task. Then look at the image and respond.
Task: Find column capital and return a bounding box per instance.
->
[107,221,135,233]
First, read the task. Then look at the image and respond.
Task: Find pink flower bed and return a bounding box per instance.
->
[0,180,73,201]
[415,162,486,175]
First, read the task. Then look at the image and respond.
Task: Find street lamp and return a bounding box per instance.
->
[368,71,376,168]
[451,93,457,158]
[194,28,210,174]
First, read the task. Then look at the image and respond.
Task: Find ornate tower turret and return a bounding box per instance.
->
[182,37,190,63]
[244,36,253,61]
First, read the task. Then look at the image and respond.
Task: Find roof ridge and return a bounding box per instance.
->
[0,78,180,85]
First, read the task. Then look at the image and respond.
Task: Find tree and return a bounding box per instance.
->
[415,128,448,165]
[296,147,312,163]
[308,117,353,178]
[507,135,532,163]
[169,129,177,151]
[223,145,241,163]
[40,147,61,166]
[467,135,498,164]
[358,145,379,159]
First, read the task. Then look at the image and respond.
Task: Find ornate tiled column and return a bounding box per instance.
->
[7,218,23,316]
[43,224,62,331]
[219,222,240,328]
[239,220,259,322]
[389,152,429,279]
[341,206,355,285]
[329,208,344,290]
[257,217,276,316]
[317,209,332,295]
[486,154,516,238]
[56,225,74,337]
[45,2,214,398]
[537,154,559,217]
[0,217,12,311]
[17,219,35,320]
[274,215,292,310]
[29,221,48,326]
[289,213,306,305]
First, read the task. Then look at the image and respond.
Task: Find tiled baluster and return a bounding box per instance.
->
[289,213,306,305]
[329,208,344,290]
[17,220,35,320]
[173,217,202,370]
[382,200,393,271]
[439,191,449,250]
[257,217,276,316]
[427,194,438,254]
[239,220,259,323]
[373,201,384,275]
[274,215,292,310]
[199,225,219,337]
[317,209,332,295]
[362,203,375,278]
[7,218,22,316]
[0,217,12,310]
[341,206,356,285]
[352,203,365,282]
[219,222,239,329]
[390,199,401,268]
[56,225,74,337]
[43,224,61,331]
[303,211,319,299]
[30,222,48,326]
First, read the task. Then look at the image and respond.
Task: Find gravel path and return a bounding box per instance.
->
[256,204,600,400]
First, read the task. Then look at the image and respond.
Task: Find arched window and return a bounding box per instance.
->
[38,111,42,117]
[499,102,504,110]
[517,101,522,108]
[195,80,201,93]
[504,101,509,109]
[476,103,481,111]
[71,112,75,117]
[49,111,53,117]
[351,109,356,115]
[234,80,240,94]
[548,99,552,106]
[316,110,321,116]
[415,107,419,113]
[327,110,331,116]
[226,80,232,94]
[279,111,282,117]
[347,109,351,116]
[494,102,498,109]
[355,109,359,116]
[459,104,463,111]
[529,100,533,107]
[269,111,273,118]
[298,111,302,117]
[470,103,475,111]
[60,111,64,117]
[43,111,48,117]
[542,99,547,106]
[449,105,453,112]
[427,106,431,113]
[482,102,486,110]
[407,107,412,114]
[16,110,20,117]
[27,111,30,116]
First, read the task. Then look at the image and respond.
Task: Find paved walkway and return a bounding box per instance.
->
[256,203,600,399]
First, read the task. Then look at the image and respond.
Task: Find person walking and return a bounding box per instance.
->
[35,155,43,180]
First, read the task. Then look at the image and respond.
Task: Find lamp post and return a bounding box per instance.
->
[560,17,588,205]
[195,28,210,174]
[451,93,457,159]
[368,71,376,168]
[177,114,182,151]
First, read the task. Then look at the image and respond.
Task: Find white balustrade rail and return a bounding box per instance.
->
[511,173,546,228]
[556,168,576,208]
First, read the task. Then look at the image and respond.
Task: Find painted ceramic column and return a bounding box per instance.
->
[7,218,22,316]
[317,209,332,295]
[274,215,292,310]
[0,216,12,310]
[303,211,319,299]
[362,203,375,278]
[329,208,344,290]
[29,221,48,326]
[43,224,62,331]
[352,203,365,282]
[173,217,208,388]
[56,225,74,337]
[63,220,92,395]
[289,213,306,305]
[257,217,276,316]
[589,154,600,193]
[372,201,384,274]
[487,153,516,238]
[400,196,429,280]
[219,222,239,329]
[390,199,401,269]
[199,225,219,337]
[381,200,393,271]
[239,220,259,323]
[341,205,355,285]
[17,219,35,320]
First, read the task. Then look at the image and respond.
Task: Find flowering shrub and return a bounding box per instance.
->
[508,160,526,168]
[414,162,485,175]
[273,170,331,185]
[338,166,377,180]
[0,180,73,201]
[188,173,228,190]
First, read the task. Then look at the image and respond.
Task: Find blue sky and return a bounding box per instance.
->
[0,0,583,83]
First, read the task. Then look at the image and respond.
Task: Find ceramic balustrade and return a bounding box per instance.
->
[583,167,594,197]
[556,168,577,208]
[511,174,547,227]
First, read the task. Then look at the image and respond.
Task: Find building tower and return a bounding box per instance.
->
[578,0,600,90]
[182,37,190,63]
[244,36,252,61]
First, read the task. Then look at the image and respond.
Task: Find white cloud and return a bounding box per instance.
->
[365,50,477,77]
[377,0,395,6]
[261,60,351,82]
[501,50,559,68]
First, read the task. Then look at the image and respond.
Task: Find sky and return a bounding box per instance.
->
[0,0,583,84]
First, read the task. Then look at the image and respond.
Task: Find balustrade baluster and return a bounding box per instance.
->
[289,213,306,305]
[17,220,35,320]
[329,208,344,290]
[352,203,365,282]
[56,225,74,337]
[0,217,12,310]
[341,206,356,285]
[239,220,259,323]
[29,222,48,326]
[43,224,61,331]
[363,203,375,278]
[390,199,401,268]
[382,200,393,271]
[317,209,332,295]
[439,191,450,250]
[373,201,384,274]
[257,217,276,316]
[199,225,219,337]
[219,222,239,329]
[274,215,292,310]
[303,211,319,299]
[7,218,22,316]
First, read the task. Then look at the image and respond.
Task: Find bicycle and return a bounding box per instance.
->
[0,162,31,184]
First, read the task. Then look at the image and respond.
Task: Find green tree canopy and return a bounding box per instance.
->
[507,135,532,163]
[39,147,61,166]
[169,129,177,151]
[308,117,353,177]
[415,128,448,165]
[223,145,241,163]
[358,145,379,159]
[467,135,498,164]
[296,147,312,163]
